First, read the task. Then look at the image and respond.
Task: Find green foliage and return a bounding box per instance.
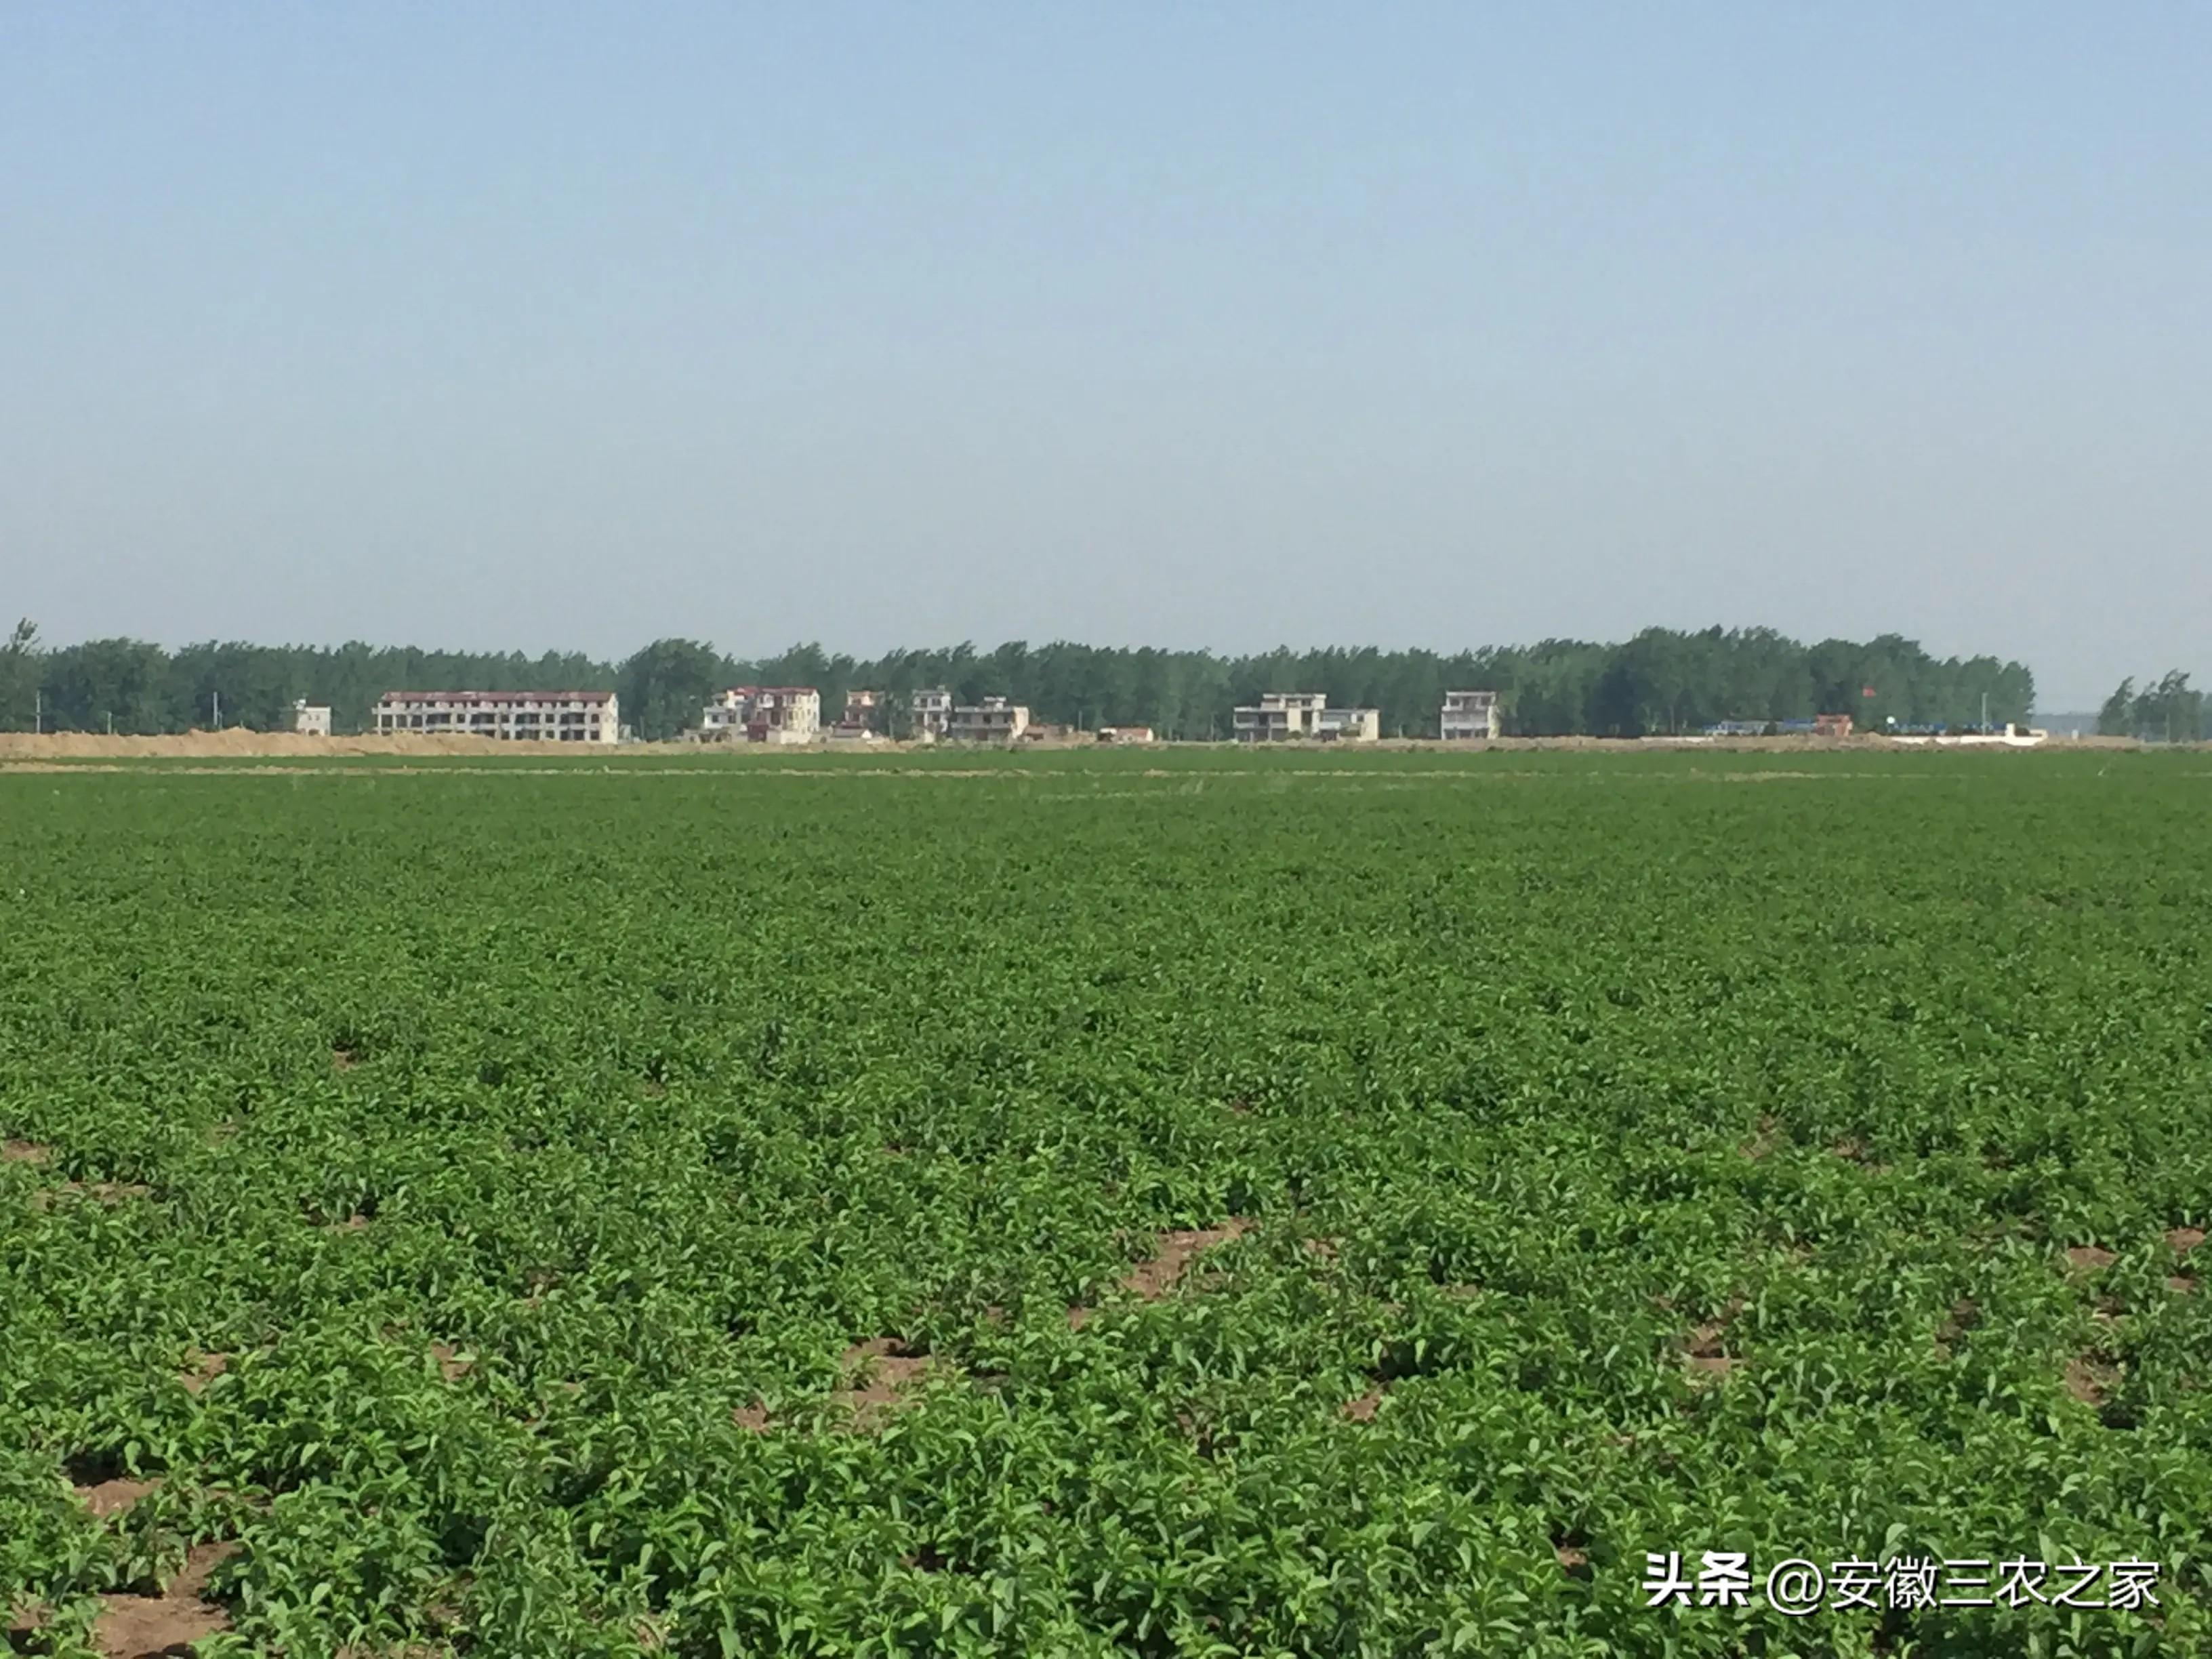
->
[1,750,2205,1656]
[618,640,728,742]
[0,623,2041,737]
[2097,672,2206,743]
[13,635,615,737]
[0,619,39,731]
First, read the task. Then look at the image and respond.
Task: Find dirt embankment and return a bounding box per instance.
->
[0,730,602,760]
[0,729,2160,762]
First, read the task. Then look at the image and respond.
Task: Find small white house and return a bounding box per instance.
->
[1316,707,1380,742]
[947,697,1030,743]
[293,701,333,737]
[1441,690,1500,741]
[910,688,954,741]
[1233,692,1328,741]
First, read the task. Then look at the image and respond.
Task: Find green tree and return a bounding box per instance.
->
[617,639,726,741]
[0,619,39,731]
[2097,679,2137,737]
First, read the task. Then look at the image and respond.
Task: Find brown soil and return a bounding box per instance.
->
[1683,1298,1747,1376]
[77,1477,161,1517]
[1123,1220,1252,1301]
[91,1541,237,1658]
[2064,1356,2117,1407]
[1065,1218,1253,1328]
[3,1139,52,1164]
[1741,1118,1781,1160]
[2168,1227,2207,1253]
[0,730,601,760]
[1553,1542,1590,1570]
[0,729,2170,763]
[1933,1298,1978,1359]
[331,1048,359,1070]
[832,1338,930,1427]
[2169,1275,2196,1295]
[428,1343,472,1382]
[1684,1324,1740,1376]
[2065,1245,2118,1273]
[1342,1385,1386,1422]
[30,1181,152,1212]
[733,1402,771,1432]
[180,1353,228,1395]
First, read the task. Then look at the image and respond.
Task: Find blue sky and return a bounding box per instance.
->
[3,3,2207,705]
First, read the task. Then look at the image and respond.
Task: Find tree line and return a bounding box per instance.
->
[2097,672,2207,743]
[0,620,2038,741]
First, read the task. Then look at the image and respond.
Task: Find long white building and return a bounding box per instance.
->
[374,691,619,743]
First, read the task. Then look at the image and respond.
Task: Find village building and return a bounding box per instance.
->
[1231,693,1377,741]
[701,687,821,744]
[374,690,619,743]
[1096,725,1155,744]
[1440,690,1500,741]
[909,688,954,741]
[293,701,332,737]
[947,696,1030,743]
[1232,691,1328,741]
[1316,707,1381,742]
[911,690,956,739]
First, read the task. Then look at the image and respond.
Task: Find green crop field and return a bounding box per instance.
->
[3,750,2209,1658]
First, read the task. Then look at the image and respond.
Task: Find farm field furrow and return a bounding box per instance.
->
[2,752,2209,1657]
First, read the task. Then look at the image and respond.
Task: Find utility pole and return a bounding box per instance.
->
[1981,691,1988,733]
[33,690,40,735]
[212,691,221,730]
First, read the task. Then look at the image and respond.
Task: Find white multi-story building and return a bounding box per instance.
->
[700,691,745,739]
[910,688,954,741]
[1232,692,1328,741]
[374,690,619,743]
[947,696,1029,743]
[293,701,332,737]
[1440,690,1500,741]
[701,687,821,744]
[1316,706,1380,742]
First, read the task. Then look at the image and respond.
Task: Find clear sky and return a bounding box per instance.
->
[3,4,2206,707]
